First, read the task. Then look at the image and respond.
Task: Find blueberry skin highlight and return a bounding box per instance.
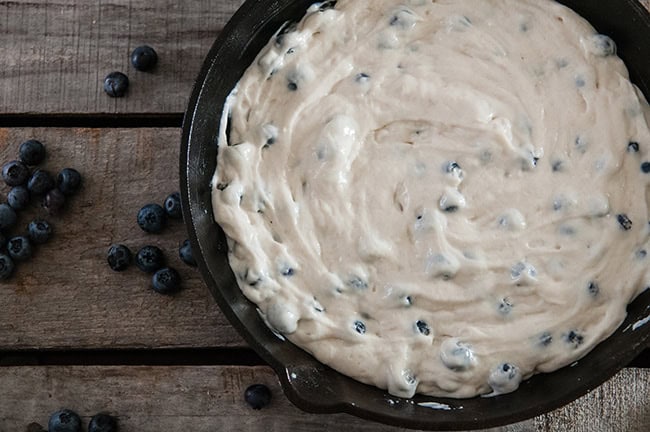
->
[103,71,129,97]
[137,203,167,233]
[152,267,181,295]
[131,45,158,71]
[164,192,182,219]
[107,244,132,271]
[88,413,118,432]
[27,169,56,195]
[7,236,32,262]
[8,186,30,210]
[19,139,46,166]
[136,245,165,273]
[244,384,272,409]
[28,219,53,245]
[179,239,197,267]
[57,168,82,195]
[48,408,82,432]
[2,160,30,186]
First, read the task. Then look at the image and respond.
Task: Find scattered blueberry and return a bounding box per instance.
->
[317,0,337,11]
[415,320,431,335]
[28,219,53,245]
[179,239,197,267]
[1,160,30,186]
[48,408,82,432]
[244,384,272,410]
[617,214,633,231]
[0,203,17,230]
[287,81,298,91]
[347,276,368,290]
[57,168,82,195]
[498,298,513,315]
[8,186,30,210]
[353,320,366,334]
[565,330,584,348]
[281,267,295,277]
[590,34,616,57]
[19,139,46,166]
[164,192,182,219]
[88,412,118,432]
[539,332,553,346]
[43,188,66,215]
[135,245,165,273]
[27,169,55,195]
[628,141,640,153]
[7,236,32,261]
[552,160,563,172]
[642,162,650,173]
[130,45,158,71]
[587,281,599,297]
[355,72,370,82]
[137,203,167,233]
[103,71,129,97]
[0,254,14,280]
[636,249,647,259]
[152,267,181,295]
[107,244,132,271]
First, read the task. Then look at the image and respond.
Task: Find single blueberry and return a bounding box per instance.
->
[355,72,370,82]
[347,276,368,290]
[552,160,563,172]
[415,320,431,335]
[164,192,182,219]
[587,281,599,297]
[8,186,30,210]
[103,71,129,97]
[628,141,640,153]
[137,203,167,233]
[244,384,272,410]
[281,267,295,277]
[135,245,165,273]
[617,214,633,231]
[19,139,46,166]
[107,244,132,271]
[43,188,66,215]
[0,203,17,231]
[179,239,197,267]
[152,267,181,295]
[28,219,53,245]
[27,169,55,195]
[641,162,650,173]
[636,249,647,259]
[287,81,298,91]
[131,45,158,71]
[498,298,513,315]
[353,320,366,334]
[8,236,33,261]
[57,168,82,196]
[88,412,118,432]
[48,408,82,432]
[539,332,553,346]
[26,422,45,432]
[565,330,584,348]
[591,34,616,57]
[0,254,14,280]
[2,160,30,186]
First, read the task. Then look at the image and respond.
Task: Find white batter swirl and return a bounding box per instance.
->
[212,0,650,398]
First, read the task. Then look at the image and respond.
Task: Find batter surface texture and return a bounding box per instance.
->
[212,0,650,398]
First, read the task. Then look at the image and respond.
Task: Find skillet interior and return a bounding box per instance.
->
[180,1,650,429]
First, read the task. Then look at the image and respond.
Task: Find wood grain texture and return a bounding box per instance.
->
[0,127,244,349]
[0,366,647,432]
[0,0,243,115]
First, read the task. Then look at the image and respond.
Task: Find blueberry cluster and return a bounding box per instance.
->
[0,140,81,280]
[107,192,196,295]
[43,408,117,432]
[103,45,158,98]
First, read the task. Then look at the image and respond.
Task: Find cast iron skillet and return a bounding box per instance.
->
[181,1,650,429]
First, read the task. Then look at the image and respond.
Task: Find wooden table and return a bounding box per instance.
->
[0,1,648,430]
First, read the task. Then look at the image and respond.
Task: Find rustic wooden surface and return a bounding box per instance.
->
[0,0,244,114]
[0,366,647,432]
[0,0,648,431]
[0,128,243,350]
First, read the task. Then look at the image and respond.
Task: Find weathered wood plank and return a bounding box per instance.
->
[0,0,244,115]
[0,127,244,349]
[0,366,647,432]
